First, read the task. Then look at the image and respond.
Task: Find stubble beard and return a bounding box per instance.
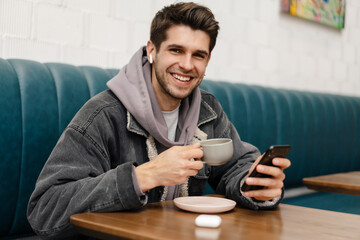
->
[154,66,202,101]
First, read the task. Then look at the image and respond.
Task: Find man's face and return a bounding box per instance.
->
[147,25,211,110]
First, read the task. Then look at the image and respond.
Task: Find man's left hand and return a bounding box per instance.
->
[243,157,291,201]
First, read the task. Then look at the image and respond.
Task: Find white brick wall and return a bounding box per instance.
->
[258,0,279,23]
[233,0,257,20]
[3,36,59,62]
[35,4,83,45]
[0,0,359,97]
[88,14,127,51]
[0,0,32,38]
[257,47,278,73]
[247,20,270,46]
[66,0,110,14]
[62,45,108,67]
[113,0,153,22]
[0,36,3,56]
[31,0,64,6]
[317,56,333,79]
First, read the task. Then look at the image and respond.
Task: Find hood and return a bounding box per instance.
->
[107,47,201,148]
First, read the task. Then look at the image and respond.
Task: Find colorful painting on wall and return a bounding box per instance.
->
[281,0,345,29]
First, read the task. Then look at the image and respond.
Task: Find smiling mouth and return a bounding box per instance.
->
[171,73,192,82]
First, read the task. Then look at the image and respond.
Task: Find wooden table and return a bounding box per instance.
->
[70,196,360,240]
[303,171,360,196]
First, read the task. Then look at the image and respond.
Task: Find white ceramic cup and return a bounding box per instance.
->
[199,138,233,166]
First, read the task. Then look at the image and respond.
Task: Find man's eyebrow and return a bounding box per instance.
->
[167,44,209,57]
[167,44,184,49]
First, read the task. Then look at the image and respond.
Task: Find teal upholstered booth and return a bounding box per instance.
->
[1,59,359,239]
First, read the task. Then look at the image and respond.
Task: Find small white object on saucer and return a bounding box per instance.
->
[195,214,222,228]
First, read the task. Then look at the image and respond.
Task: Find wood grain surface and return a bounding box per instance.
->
[303,171,360,195]
[71,196,360,240]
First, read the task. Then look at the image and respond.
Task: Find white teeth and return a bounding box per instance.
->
[172,73,191,82]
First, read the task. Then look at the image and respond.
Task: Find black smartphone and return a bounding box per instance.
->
[241,145,291,192]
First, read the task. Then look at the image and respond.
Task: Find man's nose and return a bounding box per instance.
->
[179,54,194,71]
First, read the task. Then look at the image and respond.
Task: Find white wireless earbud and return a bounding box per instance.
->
[149,54,153,64]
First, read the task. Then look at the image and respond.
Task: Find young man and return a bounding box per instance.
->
[28,2,290,239]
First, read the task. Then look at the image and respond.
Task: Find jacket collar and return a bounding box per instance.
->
[127,98,217,137]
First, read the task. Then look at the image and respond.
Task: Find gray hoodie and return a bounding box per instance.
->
[107,47,201,149]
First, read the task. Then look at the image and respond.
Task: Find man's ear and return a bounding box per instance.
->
[146,40,156,62]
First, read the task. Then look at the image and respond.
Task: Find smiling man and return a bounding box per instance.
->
[148,25,210,108]
[27,2,290,239]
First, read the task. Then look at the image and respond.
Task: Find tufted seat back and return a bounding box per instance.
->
[0,59,117,238]
[201,81,360,189]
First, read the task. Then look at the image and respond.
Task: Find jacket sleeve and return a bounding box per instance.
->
[207,96,283,210]
[27,126,147,239]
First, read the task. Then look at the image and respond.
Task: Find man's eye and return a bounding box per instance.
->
[194,54,206,59]
[170,49,181,53]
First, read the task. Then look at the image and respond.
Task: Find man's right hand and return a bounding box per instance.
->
[135,143,204,192]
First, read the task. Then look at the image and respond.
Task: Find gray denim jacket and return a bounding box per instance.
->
[27,89,282,239]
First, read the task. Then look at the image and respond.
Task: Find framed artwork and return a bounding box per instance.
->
[281,0,345,29]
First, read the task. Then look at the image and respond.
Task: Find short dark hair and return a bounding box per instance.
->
[150,2,220,53]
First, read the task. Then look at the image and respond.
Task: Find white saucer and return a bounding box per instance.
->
[174,196,236,213]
